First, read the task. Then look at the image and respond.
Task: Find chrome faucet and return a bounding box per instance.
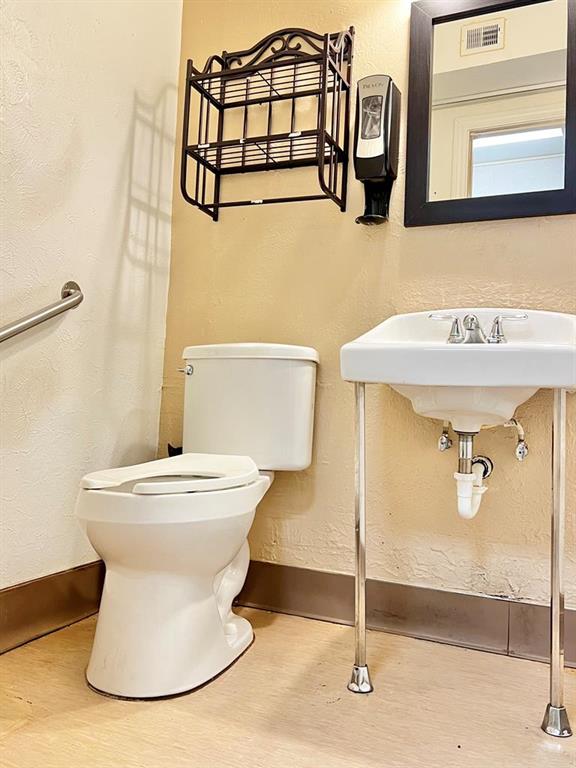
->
[462,314,486,344]
[430,312,528,344]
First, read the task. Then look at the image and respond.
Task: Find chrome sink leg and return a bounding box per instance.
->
[348,382,373,694]
[542,389,572,738]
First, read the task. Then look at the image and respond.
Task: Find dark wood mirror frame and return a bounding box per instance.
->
[405,0,576,227]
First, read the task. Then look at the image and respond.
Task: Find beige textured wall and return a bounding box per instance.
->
[160,0,576,605]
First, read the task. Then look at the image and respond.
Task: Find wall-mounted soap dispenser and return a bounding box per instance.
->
[353,75,401,225]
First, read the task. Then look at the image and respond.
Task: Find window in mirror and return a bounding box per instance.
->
[470,124,566,197]
[428,0,568,202]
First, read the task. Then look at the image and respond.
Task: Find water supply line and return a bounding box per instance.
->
[504,418,529,461]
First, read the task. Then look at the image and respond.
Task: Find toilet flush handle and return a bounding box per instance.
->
[177,364,194,375]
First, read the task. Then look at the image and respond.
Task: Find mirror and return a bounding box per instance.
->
[429,0,567,201]
[405,0,576,226]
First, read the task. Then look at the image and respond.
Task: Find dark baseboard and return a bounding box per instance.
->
[237,561,576,667]
[0,561,104,654]
[2,559,573,668]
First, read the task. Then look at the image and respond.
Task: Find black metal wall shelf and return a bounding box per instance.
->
[180,27,354,220]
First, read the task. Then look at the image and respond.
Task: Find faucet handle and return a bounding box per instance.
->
[429,313,464,344]
[487,313,528,344]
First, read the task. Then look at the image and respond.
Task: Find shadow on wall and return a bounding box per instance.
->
[0,79,180,580]
[101,85,178,468]
[123,88,177,271]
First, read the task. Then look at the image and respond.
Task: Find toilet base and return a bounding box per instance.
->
[85,550,256,700]
[87,627,255,701]
[87,610,254,699]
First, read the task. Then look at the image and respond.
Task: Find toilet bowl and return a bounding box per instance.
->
[76,343,318,698]
[77,453,271,698]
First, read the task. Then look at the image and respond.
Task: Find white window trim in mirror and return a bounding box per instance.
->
[429,90,566,199]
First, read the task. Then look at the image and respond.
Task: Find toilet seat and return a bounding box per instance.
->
[81,453,259,495]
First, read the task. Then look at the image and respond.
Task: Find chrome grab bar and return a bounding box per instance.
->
[0,281,84,344]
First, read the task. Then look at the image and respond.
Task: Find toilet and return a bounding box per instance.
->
[76,343,318,699]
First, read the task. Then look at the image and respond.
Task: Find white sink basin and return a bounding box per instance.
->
[341,308,576,432]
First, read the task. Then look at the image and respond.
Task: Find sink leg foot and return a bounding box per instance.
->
[542,704,572,738]
[347,664,373,694]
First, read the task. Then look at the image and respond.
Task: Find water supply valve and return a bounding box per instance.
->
[438,424,453,451]
[504,418,529,461]
[515,440,529,461]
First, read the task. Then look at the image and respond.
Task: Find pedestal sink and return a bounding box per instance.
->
[341,308,576,431]
[340,307,575,738]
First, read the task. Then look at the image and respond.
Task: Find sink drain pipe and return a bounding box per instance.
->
[454,433,490,519]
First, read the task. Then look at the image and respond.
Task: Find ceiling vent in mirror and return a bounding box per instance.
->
[461,19,505,56]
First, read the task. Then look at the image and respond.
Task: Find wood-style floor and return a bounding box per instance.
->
[0,607,575,768]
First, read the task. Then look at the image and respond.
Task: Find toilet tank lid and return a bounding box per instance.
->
[182,343,319,363]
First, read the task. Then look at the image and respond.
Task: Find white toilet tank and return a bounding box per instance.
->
[182,343,319,470]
